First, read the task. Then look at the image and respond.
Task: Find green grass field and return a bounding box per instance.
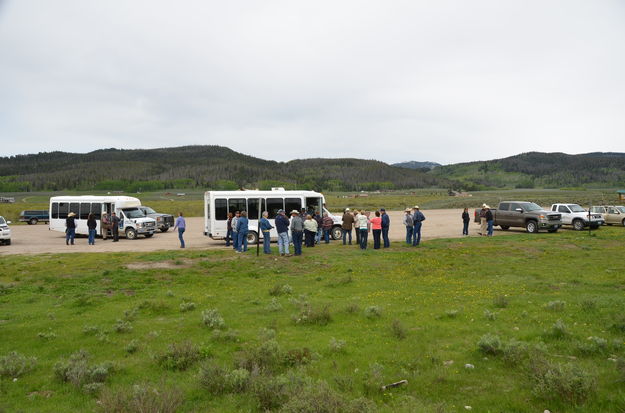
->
[1,229,625,412]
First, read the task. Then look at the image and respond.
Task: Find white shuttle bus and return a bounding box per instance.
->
[49,196,157,239]
[204,189,342,244]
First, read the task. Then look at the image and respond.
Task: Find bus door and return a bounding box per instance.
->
[306,197,323,216]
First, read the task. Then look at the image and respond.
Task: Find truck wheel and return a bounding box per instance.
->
[331,226,342,240]
[160,226,169,233]
[29,218,38,225]
[572,219,584,231]
[6,240,11,245]
[622,218,625,227]
[500,225,510,231]
[144,233,154,238]
[125,228,137,240]
[247,231,258,245]
[525,220,538,233]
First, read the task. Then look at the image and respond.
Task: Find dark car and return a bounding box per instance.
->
[19,210,49,225]
[138,206,174,232]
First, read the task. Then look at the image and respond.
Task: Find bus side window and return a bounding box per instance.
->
[51,202,59,219]
[285,198,302,216]
[215,198,227,220]
[70,203,79,218]
[228,198,246,215]
[266,198,284,218]
[90,203,101,220]
[80,203,91,220]
[248,198,265,220]
[58,203,69,219]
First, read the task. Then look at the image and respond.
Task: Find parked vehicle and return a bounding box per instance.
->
[0,216,11,245]
[590,205,625,226]
[19,210,50,225]
[138,206,174,232]
[204,189,342,244]
[550,204,604,230]
[474,201,562,233]
[49,196,157,239]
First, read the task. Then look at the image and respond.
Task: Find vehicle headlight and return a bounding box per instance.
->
[539,215,546,219]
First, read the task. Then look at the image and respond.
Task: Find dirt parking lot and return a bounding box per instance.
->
[1,209,527,255]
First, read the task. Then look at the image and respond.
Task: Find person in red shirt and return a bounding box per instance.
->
[371,210,383,249]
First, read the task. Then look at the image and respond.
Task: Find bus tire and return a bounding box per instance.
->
[331,226,342,240]
[125,228,137,240]
[247,231,258,245]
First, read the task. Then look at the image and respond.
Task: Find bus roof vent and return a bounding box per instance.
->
[271,187,285,191]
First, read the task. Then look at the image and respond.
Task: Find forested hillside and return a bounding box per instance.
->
[0,146,453,192]
[430,152,625,189]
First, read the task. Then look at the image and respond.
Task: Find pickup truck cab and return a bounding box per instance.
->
[550,204,604,230]
[19,210,49,225]
[476,201,562,233]
[590,205,625,226]
[138,206,174,232]
[0,216,11,245]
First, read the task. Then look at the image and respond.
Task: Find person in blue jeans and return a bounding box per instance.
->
[260,211,273,254]
[231,211,240,250]
[173,212,186,248]
[274,209,290,256]
[462,208,470,236]
[65,212,77,245]
[485,205,494,236]
[412,206,425,246]
[236,211,249,252]
[380,208,390,248]
[87,213,97,245]
[403,209,414,244]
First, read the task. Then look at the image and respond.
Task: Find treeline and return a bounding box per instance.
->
[0,146,454,192]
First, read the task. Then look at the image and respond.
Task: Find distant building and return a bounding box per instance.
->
[0,197,15,203]
[618,190,625,201]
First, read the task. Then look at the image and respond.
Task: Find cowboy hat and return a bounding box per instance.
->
[484,204,491,209]
[290,210,299,214]
[413,205,419,209]
[405,208,412,212]
[68,212,76,217]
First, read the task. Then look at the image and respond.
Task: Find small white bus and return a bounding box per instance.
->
[49,196,157,239]
[204,189,342,244]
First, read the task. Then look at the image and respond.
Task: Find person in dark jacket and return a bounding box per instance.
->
[485,205,494,237]
[275,209,290,256]
[412,206,426,246]
[462,208,470,236]
[236,211,249,252]
[260,211,273,254]
[111,212,120,242]
[313,211,323,244]
[380,208,390,248]
[341,208,354,245]
[290,210,304,255]
[66,211,77,245]
[87,213,97,245]
[322,212,333,243]
[226,212,234,247]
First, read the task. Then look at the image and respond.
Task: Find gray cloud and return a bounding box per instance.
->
[1,0,624,164]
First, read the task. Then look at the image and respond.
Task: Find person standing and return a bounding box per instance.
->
[479,204,487,236]
[380,208,390,248]
[225,212,234,247]
[462,208,470,236]
[313,210,323,244]
[357,210,369,250]
[341,208,354,245]
[403,208,414,244]
[412,206,426,246]
[260,211,273,254]
[111,211,120,242]
[322,212,333,243]
[87,213,97,245]
[290,210,304,255]
[65,211,77,245]
[371,210,382,249]
[304,214,318,247]
[354,210,361,246]
[275,209,290,256]
[485,205,494,237]
[173,212,186,248]
[236,211,249,252]
[231,211,240,250]
[100,212,110,240]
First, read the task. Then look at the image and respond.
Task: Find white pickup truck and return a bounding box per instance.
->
[550,204,604,230]
[0,216,11,245]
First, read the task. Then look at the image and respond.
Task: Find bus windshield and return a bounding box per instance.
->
[122,208,146,219]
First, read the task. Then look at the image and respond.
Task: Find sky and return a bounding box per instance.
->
[1,1,624,165]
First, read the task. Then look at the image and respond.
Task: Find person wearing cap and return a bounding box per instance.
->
[380,208,390,248]
[260,211,273,254]
[412,206,426,246]
[275,209,290,256]
[478,204,487,236]
[485,205,494,236]
[303,214,318,247]
[341,208,354,245]
[111,211,120,242]
[356,209,370,249]
[462,208,470,236]
[403,208,414,244]
[290,210,304,255]
[65,211,77,245]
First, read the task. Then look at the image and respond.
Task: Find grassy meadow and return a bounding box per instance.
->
[1,228,625,412]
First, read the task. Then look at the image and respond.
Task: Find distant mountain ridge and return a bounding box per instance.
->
[392,161,442,170]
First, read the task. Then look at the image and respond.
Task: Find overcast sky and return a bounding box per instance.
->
[1,1,624,165]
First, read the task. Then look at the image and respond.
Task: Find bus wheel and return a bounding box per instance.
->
[125,228,137,240]
[247,231,258,245]
[331,226,342,240]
